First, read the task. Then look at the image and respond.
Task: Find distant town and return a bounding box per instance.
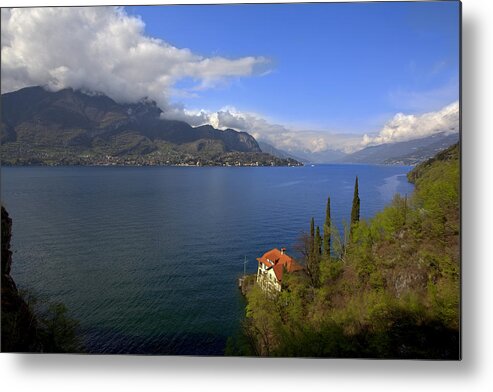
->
[0,144,302,167]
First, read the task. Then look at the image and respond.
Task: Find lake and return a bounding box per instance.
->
[1,164,414,355]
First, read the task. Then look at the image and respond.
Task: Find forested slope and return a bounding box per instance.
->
[235,143,460,359]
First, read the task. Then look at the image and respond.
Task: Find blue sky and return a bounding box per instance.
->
[127,1,459,134]
[2,4,460,153]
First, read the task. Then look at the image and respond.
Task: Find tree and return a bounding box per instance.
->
[315,226,322,257]
[310,217,315,254]
[40,303,82,353]
[323,197,331,259]
[241,145,460,358]
[350,176,360,237]
[308,226,322,286]
[306,218,321,287]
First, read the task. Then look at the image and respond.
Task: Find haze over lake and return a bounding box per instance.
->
[2,164,414,355]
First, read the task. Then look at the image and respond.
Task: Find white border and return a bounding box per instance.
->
[2,0,493,391]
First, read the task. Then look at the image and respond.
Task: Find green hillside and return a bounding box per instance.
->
[234,143,460,358]
[1,86,300,167]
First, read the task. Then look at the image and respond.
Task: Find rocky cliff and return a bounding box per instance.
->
[1,206,41,352]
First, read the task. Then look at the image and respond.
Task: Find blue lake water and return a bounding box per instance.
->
[1,164,414,355]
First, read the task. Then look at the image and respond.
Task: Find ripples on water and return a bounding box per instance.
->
[1,164,413,355]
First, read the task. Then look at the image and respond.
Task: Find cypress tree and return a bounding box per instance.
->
[323,196,331,259]
[350,176,360,237]
[307,218,321,287]
[310,217,315,255]
[308,225,322,286]
[315,226,322,256]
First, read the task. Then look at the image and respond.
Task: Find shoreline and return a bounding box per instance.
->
[1,162,304,168]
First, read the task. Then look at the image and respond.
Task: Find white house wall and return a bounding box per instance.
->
[257,263,281,292]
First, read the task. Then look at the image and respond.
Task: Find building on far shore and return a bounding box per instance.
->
[256,248,303,292]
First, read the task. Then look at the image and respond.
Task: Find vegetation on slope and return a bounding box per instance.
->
[1,206,83,352]
[1,86,301,167]
[234,143,460,358]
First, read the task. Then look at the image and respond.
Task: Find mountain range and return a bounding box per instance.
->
[1,86,458,167]
[257,141,308,163]
[336,132,459,165]
[0,86,300,166]
[261,132,459,165]
[280,147,347,164]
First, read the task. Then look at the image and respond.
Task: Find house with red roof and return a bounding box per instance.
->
[256,247,303,292]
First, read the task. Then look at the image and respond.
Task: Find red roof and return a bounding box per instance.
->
[256,248,303,283]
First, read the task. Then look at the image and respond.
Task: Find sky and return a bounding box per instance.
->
[1,2,460,154]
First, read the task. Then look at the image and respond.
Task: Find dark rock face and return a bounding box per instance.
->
[1,206,13,277]
[1,206,41,352]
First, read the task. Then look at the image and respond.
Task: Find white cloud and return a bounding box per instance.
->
[162,101,459,155]
[1,7,459,157]
[1,7,268,109]
[161,106,361,154]
[361,101,459,147]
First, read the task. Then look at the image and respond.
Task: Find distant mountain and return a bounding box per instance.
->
[286,148,348,164]
[1,86,300,166]
[257,141,308,163]
[338,132,459,165]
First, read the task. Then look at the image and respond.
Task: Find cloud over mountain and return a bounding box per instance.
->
[1,7,268,109]
[361,101,459,147]
[162,101,460,156]
[161,106,362,154]
[1,7,459,158]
